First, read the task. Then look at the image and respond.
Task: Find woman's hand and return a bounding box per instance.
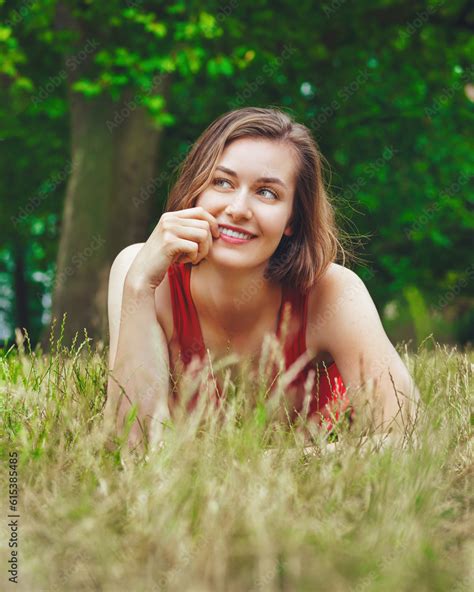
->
[126,206,220,291]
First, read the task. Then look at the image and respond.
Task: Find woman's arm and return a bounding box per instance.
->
[104,208,220,455]
[104,244,171,455]
[307,265,421,435]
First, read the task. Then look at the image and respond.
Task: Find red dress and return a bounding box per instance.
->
[166,262,354,432]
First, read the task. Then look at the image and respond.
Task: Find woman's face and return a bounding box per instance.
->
[195,137,297,269]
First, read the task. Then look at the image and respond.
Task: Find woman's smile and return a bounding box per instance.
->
[217,227,257,244]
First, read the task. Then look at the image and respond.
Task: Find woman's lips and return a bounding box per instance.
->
[218,231,256,245]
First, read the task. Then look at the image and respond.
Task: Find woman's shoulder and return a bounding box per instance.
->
[309,262,362,296]
[306,263,366,350]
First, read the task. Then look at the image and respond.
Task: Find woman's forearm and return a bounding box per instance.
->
[104,278,171,453]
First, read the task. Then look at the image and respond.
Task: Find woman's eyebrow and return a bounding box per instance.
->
[215,165,288,189]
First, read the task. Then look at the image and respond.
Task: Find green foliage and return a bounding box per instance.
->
[0,0,472,345]
[403,285,433,348]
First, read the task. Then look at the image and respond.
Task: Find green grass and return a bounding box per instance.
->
[0,321,472,592]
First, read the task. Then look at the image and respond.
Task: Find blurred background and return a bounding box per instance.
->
[0,0,472,353]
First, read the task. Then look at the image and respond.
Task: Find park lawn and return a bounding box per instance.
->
[0,325,472,592]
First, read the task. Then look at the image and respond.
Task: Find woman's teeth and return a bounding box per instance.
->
[218,226,254,240]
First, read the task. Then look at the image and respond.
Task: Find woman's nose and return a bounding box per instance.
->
[227,189,252,217]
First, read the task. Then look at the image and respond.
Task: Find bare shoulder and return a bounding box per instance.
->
[108,241,173,344]
[306,262,371,353]
[108,242,146,305]
[307,262,419,429]
[107,242,145,367]
[110,242,145,272]
[318,261,362,285]
[307,262,364,314]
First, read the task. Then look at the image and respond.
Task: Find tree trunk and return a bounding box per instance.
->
[13,241,29,334]
[39,74,171,353]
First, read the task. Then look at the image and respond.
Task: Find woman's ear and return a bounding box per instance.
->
[284,210,295,237]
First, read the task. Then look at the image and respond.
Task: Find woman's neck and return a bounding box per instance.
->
[190,260,282,336]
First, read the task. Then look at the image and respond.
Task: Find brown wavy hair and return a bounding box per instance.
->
[164,106,350,294]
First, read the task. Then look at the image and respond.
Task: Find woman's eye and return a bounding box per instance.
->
[260,188,278,200]
[213,177,232,189]
[212,178,278,200]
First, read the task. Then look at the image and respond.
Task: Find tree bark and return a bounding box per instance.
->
[39,72,171,352]
[13,241,29,335]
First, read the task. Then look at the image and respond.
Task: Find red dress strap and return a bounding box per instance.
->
[167,262,205,365]
[166,262,353,430]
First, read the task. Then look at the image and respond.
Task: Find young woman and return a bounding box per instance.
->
[105,107,420,453]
